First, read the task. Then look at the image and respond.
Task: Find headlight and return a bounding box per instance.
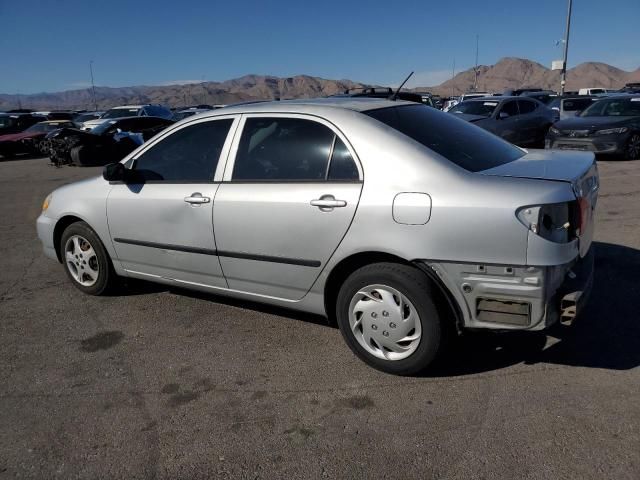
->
[42,193,52,212]
[595,127,628,135]
[549,127,560,135]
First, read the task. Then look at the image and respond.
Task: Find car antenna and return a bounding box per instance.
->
[391,72,414,100]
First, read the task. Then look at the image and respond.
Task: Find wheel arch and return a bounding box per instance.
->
[323,251,462,332]
[53,215,87,262]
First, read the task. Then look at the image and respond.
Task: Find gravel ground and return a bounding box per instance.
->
[0,156,638,479]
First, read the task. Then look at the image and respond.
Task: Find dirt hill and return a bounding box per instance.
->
[1,57,637,110]
[0,75,367,110]
[428,57,639,96]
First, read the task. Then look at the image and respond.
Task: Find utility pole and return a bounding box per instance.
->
[473,34,479,91]
[89,60,98,111]
[560,0,573,95]
[451,58,456,97]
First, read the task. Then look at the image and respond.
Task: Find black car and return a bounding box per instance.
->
[47,116,174,166]
[546,94,640,160]
[0,113,47,135]
[449,96,556,147]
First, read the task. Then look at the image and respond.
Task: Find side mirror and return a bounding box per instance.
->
[103,162,127,182]
[498,111,510,120]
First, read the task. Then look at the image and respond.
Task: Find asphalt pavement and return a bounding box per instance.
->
[0,156,638,479]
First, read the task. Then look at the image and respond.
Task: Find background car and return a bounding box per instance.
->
[81,104,173,130]
[546,94,640,159]
[0,120,74,157]
[449,96,555,147]
[72,111,104,129]
[548,95,597,120]
[173,107,213,121]
[579,88,609,96]
[0,112,46,136]
[521,90,557,105]
[47,116,174,166]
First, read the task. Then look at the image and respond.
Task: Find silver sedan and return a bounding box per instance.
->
[37,98,598,375]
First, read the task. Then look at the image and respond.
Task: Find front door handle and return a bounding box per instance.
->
[310,195,347,210]
[184,192,211,205]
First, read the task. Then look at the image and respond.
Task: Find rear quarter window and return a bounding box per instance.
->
[365,105,525,172]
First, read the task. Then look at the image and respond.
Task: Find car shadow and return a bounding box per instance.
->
[428,241,640,376]
[0,152,47,162]
[113,241,639,375]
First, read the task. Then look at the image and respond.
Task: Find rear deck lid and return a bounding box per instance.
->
[480,149,598,258]
[478,149,595,183]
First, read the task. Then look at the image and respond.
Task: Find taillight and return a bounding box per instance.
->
[516,202,575,243]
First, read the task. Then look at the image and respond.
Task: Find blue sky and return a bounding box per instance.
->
[1,0,638,94]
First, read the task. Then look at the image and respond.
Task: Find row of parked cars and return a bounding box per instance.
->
[447,91,640,160]
[3,83,640,166]
[0,104,226,165]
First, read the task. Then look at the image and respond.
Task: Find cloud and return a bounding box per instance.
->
[160,79,203,86]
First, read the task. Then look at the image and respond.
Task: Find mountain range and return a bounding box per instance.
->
[1,57,638,111]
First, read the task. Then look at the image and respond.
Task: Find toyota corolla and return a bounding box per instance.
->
[37,98,598,375]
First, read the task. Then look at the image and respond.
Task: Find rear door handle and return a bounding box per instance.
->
[184,192,211,205]
[310,195,347,210]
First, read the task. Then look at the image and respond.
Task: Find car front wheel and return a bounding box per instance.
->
[336,263,444,375]
[60,221,116,295]
[623,133,640,160]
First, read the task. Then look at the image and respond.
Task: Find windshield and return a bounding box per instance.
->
[73,113,99,123]
[563,98,595,112]
[450,100,498,117]
[365,104,525,172]
[101,108,139,119]
[24,123,49,133]
[580,97,640,117]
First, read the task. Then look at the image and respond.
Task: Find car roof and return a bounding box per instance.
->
[214,97,415,115]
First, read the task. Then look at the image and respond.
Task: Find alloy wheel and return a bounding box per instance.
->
[64,234,99,287]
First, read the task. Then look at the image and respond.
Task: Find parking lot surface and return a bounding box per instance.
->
[1,156,639,479]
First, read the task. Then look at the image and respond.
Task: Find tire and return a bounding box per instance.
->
[623,133,640,161]
[60,221,116,295]
[70,145,92,166]
[336,262,444,375]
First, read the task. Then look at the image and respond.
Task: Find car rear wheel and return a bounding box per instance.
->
[336,262,444,375]
[60,222,116,295]
[623,133,640,160]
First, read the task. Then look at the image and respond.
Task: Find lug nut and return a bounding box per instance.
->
[389,322,397,328]
[371,324,378,330]
[382,331,389,337]
[371,312,378,318]
[382,311,389,317]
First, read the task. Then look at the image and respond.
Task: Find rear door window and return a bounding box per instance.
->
[500,101,520,117]
[517,100,537,114]
[232,117,335,181]
[365,105,524,172]
[328,137,359,181]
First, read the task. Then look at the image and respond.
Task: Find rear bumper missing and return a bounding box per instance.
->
[424,248,594,331]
